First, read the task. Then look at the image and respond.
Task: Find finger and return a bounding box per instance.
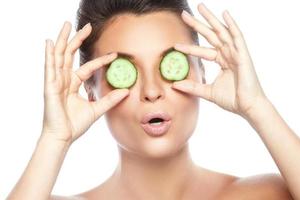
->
[222,10,248,54]
[172,79,213,102]
[44,39,55,82]
[174,43,217,61]
[54,21,72,69]
[181,10,223,48]
[197,3,234,47]
[91,89,130,121]
[69,53,118,94]
[64,22,92,70]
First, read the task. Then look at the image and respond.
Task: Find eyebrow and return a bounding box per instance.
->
[107,46,177,61]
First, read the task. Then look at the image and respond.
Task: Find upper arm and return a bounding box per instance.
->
[219,173,294,200]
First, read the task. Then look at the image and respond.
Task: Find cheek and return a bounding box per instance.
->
[169,69,200,139]
[172,95,199,148]
[172,89,199,127]
[97,68,115,97]
[104,94,142,152]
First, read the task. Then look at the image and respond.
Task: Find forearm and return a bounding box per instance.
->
[244,98,300,199]
[7,133,71,200]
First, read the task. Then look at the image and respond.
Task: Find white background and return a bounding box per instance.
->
[1,0,299,198]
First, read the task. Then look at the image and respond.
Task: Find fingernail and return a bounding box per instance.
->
[85,22,91,28]
[173,81,190,89]
[198,2,207,9]
[63,21,69,27]
[45,39,53,47]
[175,43,185,49]
[108,52,117,57]
[224,10,231,17]
[182,10,191,17]
[119,89,130,97]
[81,22,91,31]
[111,89,129,101]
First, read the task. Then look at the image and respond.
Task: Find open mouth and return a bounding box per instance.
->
[140,111,172,136]
[141,111,171,124]
[141,118,172,137]
[148,118,165,125]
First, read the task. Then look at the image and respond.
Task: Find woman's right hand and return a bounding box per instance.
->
[42,21,129,145]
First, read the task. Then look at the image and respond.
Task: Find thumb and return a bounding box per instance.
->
[91,89,129,120]
[172,80,212,102]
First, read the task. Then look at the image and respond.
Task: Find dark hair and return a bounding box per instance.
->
[75,0,205,89]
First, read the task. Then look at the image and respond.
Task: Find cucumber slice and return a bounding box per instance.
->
[160,50,189,81]
[106,57,137,89]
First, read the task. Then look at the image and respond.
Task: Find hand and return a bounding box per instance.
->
[42,21,129,145]
[172,3,267,117]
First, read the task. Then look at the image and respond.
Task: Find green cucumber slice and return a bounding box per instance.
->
[106,57,137,89]
[160,50,189,81]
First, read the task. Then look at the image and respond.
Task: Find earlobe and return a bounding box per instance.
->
[88,92,95,102]
[201,66,206,84]
[84,84,95,102]
[197,58,206,84]
[202,75,206,84]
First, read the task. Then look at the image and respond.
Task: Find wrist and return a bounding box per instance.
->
[240,96,273,121]
[38,132,72,151]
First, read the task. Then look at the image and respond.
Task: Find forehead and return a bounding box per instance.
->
[93,11,194,58]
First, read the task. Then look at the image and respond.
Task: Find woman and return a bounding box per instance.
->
[7,0,298,199]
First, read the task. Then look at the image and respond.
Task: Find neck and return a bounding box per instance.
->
[111,143,199,199]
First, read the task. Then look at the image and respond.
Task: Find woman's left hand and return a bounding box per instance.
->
[172,3,267,118]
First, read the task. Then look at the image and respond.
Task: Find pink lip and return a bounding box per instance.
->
[140,120,172,137]
[140,111,172,124]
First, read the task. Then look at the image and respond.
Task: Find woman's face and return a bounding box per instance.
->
[92,11,203,159]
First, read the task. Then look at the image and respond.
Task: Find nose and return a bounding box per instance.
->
[140,72,164,103]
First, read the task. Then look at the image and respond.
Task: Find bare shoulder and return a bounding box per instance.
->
[217,173,294,200]
[49,172,294,200]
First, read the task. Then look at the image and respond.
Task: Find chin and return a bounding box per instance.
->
[136,136,190,159]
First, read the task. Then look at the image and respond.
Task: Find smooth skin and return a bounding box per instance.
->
[7,2,298,200]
